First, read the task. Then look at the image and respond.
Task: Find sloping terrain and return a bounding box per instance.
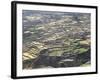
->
[22,10,91,69]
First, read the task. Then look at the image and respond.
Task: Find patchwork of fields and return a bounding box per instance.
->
[22,10,91,69]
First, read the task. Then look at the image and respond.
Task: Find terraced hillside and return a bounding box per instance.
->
[22,10,91,69]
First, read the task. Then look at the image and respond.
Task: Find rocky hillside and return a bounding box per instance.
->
[22,10,91,69]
